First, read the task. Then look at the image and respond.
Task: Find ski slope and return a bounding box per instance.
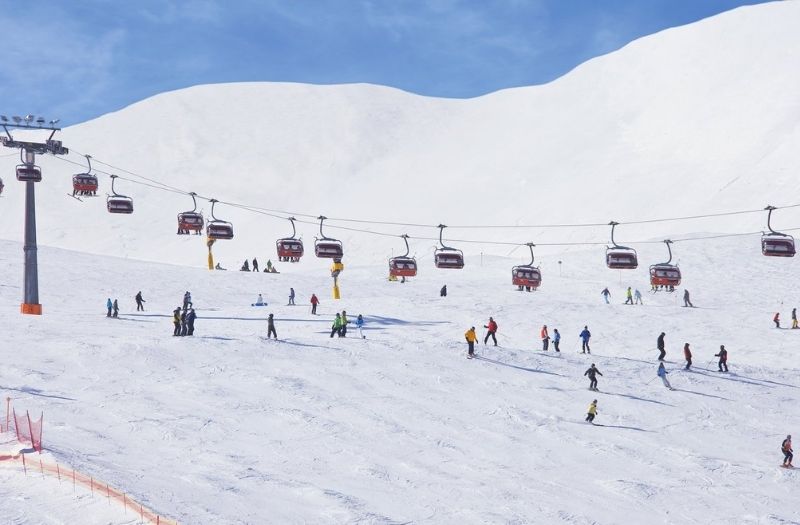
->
[0,232,798,524]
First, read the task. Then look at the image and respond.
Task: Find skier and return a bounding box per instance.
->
[793,308,798,329]
[552,328,561,352]
[601,287,611,304]
[266,313,277,339]
[782,435,793,468]
[440,285,447,297]
[657,332,666,361]
[579,326,592,354]
[187,308,196,336]
[288,288,295,306]
[135,291,145,311]
[241,259,250,271]
[112,299,119,318]
[657,362,673,390]
[634,289,643,305]
[483,317,498,346]
[465,326,477,359]
[625,287,633,305]
[310,294,319,315]
[684,343,692,370]
[586,399,598,424]
[172,307,182,336]
[774,312,781,329]
[584,364,602,391]
[330,313,343,338]
[541,325,550,351]
[341,311,349,337]
[356,314,365,339]
[252,258,259,272]
[106,298,113,318]
[715,345,729,372]
[255,294,264,306]
[183,291,192,310]
[683,289,694,307]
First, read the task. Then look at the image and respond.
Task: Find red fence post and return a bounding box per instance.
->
[72,468,76,492]
[90,477,94,496]
[5,397,10,433]
[56,463,61,482]
[37,412,43,453]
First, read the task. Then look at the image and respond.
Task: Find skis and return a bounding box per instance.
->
[67,193,83,202]
[780,464,795,469]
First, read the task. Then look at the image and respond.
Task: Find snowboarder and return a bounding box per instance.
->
[541,325,550,351]
[683,289,693,307]
[584,363,602,391]
[266,259,273,272]
[465,326,477,358]
[579,326,592,354]
[634,289,643,305]
[214,262,226,270]
[310,293,319,315]
[106,298,113,317]
[252,258,259,272]
[241,259,250,271]
[774,312,781,329]
[715,345,729,372]
[135,291,145,311]
[586,399,598,424]
[341,311,349,337]
[782,435,793,467]
[552,328,561,352]
[356,314,365,339]
[172,307,182,336]
[288,288,295,305]
[330,313,343,338]
[440,285,447,297]
[266,313,277,339]
[483,317,498,346]
[657,362,673,390]
[254,294,264,306]
[183,291,192,310]
[625,287,633,305]
[601,287,611,304]
[792,308,797,329]
[112,299,119,318]
[683,343,692,370]
[657,332,666,361]
[187,308,196,336]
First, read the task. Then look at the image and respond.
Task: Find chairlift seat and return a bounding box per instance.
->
[649,264,681,287]
[435,248,464,269]
[107,196,134,214]
[606,248,638,269]
[277,238,304,261]
[72,173,98,193]
[512,265,541,288]
[178,211,204,233]
[207,221,234,240]
[762,234,796,257]
[315,240,344,259]
[16,165,42,183]
[389,256,418,277]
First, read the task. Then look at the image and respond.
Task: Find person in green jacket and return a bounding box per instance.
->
[340,310,349,337]
[330,313,343,338]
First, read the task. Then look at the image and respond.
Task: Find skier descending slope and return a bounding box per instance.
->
[579,326,591,354]
[657,362,674,390]
[715,345,729,372]
[586,400,598,424]
[782,435,793,468]
[465,326,477,359]
[683,343,692,370]
[584,364,602,391]
[657,332,666,361]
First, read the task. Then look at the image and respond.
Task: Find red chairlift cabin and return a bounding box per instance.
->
[205,199,234,240]
[276,217,304,262]
[649,240,681,289]
[761,205,795,257]
[606,221,638,269]
[72,154,98,196]
[512,243,541,290]
[314,216,344,259]
[389,234,417,278]
[434,224,464,269]
[106,174,133,214]
[177,192,204,235]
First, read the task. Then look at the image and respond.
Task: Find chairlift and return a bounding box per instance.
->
[72,154,98,196]
[106,175,134,214]
[177,192,204,235]
[606,221,638,269]
[649,240,681,289]
[206,199,234,240]
[761,205,795,257]
[16,149,41,182]
[434,225,464,269]
[314,216,344,258]
[512,243,541,290]
[389,234,417,278]
[276,217,304,262]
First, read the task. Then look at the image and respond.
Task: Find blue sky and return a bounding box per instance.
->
[0,0,772,126]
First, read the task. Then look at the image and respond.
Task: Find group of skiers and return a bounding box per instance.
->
[657,332,728,372]
[173,291,196,336]
[774,308,800,329]
[602,286,694,307]
[329,311,365,339]
[105,298,119,318]
[240,258,278,273]
[464,319,592,357]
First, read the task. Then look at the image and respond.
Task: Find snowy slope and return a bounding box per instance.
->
[1,2,800,269]
[0,231,798,524]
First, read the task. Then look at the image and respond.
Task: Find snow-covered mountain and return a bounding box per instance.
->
[2,1,800,271]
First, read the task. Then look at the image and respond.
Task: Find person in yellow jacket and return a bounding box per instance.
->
[586,399,598,424]
[465,326,478,359]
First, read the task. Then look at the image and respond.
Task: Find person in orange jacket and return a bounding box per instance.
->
[683,343,692,370]
[541,325,550,351]
[484,317,498,346]
[465,327,478,359]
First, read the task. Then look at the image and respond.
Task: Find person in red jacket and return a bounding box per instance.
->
[683,343,692,370]
[782,435,793,467]
[540,325,550,351]
[774,312,781,328]
[310,293,320,315]
[483,317,498,346]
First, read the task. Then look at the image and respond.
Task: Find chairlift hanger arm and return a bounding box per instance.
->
[437,224,455,250]
[401,234,411,257]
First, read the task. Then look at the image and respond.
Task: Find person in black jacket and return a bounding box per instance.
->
[135,291,145,311]
[657,332,666,361]
[715,345,728,372]
[584,364,603,391]
[440,285,447,297]
[187,308,196,336]
[267,313,277,339]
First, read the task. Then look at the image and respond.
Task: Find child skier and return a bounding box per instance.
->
[356,315,365,339]
[774,312,781,328]
[782,435,793,467]
[586,400,598,424]
[657,362,673,390]
[715,345,729,372]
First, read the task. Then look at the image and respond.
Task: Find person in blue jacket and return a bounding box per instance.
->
[657,362,673,390]
[579,326,591,354]
[106,298,113,317]
[356,314,365,339]
[552,328,561,352]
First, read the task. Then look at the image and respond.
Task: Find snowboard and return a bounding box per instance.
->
[251,303,268,307]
